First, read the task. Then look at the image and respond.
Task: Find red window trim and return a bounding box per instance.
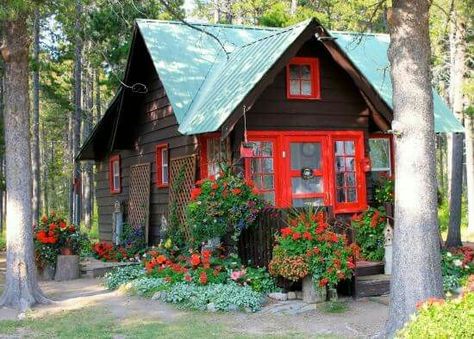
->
[244,131,367,214]
[108,154,121,194]
[369,133,394,176]
[198,132,221,179]
[286,57,321,100]
[156,144,169,188]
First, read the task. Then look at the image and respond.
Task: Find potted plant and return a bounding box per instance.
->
[269,209,356,303]
[187,170,267,251]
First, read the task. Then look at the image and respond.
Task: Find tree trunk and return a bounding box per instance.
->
[290,0,298,15]
[95,68,101,122]
[0,15,49,310]
[82,61,93,229]
[72,0,82,226]
[446,15,466,247]
[385,1,444,335]
[446,132,464,247]
[0,60,5,234]
[466,112,474,233]
[31,9,41,226]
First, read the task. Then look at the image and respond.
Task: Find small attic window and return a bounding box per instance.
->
[286,57,320,100]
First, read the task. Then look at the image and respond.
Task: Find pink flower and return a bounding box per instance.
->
[230,270,245,281]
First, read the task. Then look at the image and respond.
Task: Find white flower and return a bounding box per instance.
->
[453,259,462,267]
[447,252,453,257]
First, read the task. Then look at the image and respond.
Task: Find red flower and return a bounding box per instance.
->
[313,247,320,254]
[292,232,301,240]
[370,210,380,228]
[59,221,67,229]
[41,215,48,223]
[199,271,208,285]
[190,187,202,201]
[211,183,219,190]
[347,260,355,269]
[69,225,75,233]
[156,255,167,264]
[303,232,312,240]
[231,188,242,195]
[319,278,329,287]
[184,274,192,282]
[191,254,201,266]
[351,214,362,222]
[281,227,292,238]
[49,223,57,232]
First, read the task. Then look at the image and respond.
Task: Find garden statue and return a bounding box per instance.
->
[112,200,123,245]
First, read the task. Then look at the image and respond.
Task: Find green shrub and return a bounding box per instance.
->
[244,267,278,294]
[126,277,167,297]
[0,232,6,251]
[398,293,474,338]
[441,250,474,293]
[103,265,145,290]
[352,207,386,261]
[160,282,264,312]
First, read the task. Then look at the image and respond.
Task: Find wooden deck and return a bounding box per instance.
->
[354,261,390,298]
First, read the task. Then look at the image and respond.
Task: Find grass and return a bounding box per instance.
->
[320,301,349,314]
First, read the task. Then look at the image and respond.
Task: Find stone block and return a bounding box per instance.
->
[55,255,80,281]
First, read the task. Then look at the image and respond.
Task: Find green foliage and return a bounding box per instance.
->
[438,196,469,232]
[0,232,5,251]
[441,249,474,293]
[320,301,348,314]
[187,171,266,246]
[269,209,355,287]
[160,282,264,312]
[103,264,145,290]
[242,266,278,294]
[352,207,386,261]
[119,223,147,257]
[374,175,394,205]
[398,293,474,338]
[125,277,167,297]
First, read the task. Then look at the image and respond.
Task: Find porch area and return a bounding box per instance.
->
[238,208,391,298]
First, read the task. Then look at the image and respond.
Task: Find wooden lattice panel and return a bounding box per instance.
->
[128,163,151,242]
[168,155,196,240]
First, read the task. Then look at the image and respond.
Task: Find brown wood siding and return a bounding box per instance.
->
[246,41,369,131]
[95,38,196,243]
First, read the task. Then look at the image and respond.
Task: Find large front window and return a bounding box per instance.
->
[244,131,367,213]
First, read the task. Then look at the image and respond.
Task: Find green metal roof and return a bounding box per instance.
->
[331,32,464,133]
[135,20,462,134]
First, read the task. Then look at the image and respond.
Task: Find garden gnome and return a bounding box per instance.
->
[384,221,393,275]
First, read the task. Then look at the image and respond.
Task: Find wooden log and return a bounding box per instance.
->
[55,255,80,281]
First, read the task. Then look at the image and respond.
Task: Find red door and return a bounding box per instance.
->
[282,136,329,208]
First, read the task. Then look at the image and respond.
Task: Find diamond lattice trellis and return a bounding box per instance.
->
[168,155,196,240]
[128,163,151,243]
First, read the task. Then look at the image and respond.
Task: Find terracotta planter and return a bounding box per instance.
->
[60,247,73,255]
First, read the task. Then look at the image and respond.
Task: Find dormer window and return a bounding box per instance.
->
[286,57,320,100]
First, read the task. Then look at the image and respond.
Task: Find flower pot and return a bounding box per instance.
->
[60,247,73,255]
[302,276,326,304]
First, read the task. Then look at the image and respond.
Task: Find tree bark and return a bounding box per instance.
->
[446,133,463,247]
[0,14,49,310]
[466,112,474,233]
[72,0,82,226]
[82,61,93,229]
[31,9,41,226]
[386,1,444,335]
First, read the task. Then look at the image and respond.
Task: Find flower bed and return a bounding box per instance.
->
[269,209,356,289]
[442,248,474,293]
[103,244,277,312]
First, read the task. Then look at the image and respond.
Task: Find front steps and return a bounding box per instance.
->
[354,261,390,298]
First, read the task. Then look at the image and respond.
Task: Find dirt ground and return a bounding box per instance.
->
[0,254,388,338]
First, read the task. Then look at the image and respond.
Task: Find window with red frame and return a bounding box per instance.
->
[109,155,121,193]
[245,140,276,205]
[156,144,169,187]
[199,134,230,179]
[286,57,320,100]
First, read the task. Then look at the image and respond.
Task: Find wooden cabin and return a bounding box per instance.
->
[78,18,462,247]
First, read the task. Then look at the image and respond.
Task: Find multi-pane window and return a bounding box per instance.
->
[335,140,357,204]
[247,141,275,205]
[286,57,320,99]
[109,155,121,193]
[199,134,230,179]
[156,144,169,187]
[369,137,391,174]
